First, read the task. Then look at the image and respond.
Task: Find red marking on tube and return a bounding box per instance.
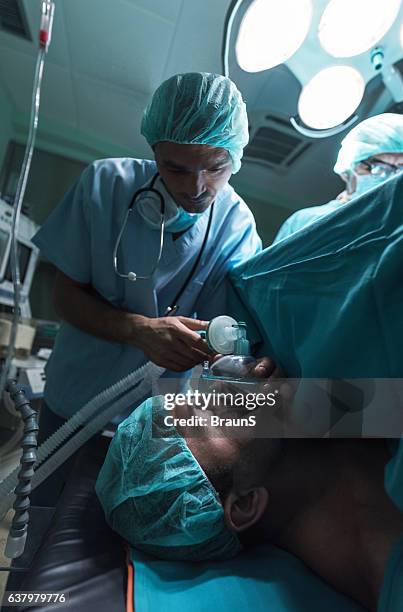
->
[39,30,49,48]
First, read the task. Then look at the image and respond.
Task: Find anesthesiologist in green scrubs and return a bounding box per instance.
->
[274,113,403,243]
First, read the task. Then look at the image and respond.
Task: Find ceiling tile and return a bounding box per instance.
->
[162,0,228,79]
[63,0,177,94]
[0,47,77,125]
[123,0,183,24]
[74,75,150,157]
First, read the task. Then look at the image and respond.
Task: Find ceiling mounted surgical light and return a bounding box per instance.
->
[235,0,313,73]
[224,0,402,139]
[298,66,365,130]
[318,0,402,58]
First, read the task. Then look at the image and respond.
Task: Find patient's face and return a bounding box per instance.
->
[167,356,286,498]
[172,401,242,475]
[171,401,281,499]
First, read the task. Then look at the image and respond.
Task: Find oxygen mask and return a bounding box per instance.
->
[200,316,258,388]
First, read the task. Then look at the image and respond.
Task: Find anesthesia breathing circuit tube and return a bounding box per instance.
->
[0,360,165,526]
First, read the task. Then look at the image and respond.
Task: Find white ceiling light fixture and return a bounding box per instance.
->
[318,0,402,58]
[235,0,313,73]
[298,66,365,129]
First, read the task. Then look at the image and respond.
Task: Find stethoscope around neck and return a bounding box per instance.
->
[112,172,214,316]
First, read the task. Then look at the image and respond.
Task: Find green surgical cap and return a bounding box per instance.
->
[95,396,241,561]
[334,113,403,175]
[141,72,249,174]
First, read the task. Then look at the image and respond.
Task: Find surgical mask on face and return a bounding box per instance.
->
[136,176,205,233]
[353,173,392,199]
[167,207,206,233]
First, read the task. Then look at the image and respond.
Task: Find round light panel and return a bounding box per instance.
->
[318,0,402,58]
[298,66,365,129]
[236,0,313,72]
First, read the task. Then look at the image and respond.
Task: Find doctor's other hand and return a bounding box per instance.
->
[247,356,284,379]
[252,356,295,402]
[132,315,212,371]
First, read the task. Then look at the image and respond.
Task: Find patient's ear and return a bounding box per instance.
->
[223,488,268,532]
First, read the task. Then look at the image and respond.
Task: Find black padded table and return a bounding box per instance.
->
[3,436,127,612]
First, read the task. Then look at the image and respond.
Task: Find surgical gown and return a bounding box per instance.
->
[228,172,403,612]
[230,174,403,378]
[273,199,341,244]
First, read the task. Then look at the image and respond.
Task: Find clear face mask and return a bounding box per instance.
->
[199,316,257,384]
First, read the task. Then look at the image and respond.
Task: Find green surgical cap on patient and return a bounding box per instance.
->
[334,113,403,175]
[141,72,249,173]
[95,396,242,561]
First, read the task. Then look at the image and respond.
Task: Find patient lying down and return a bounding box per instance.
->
[96,383,403,612]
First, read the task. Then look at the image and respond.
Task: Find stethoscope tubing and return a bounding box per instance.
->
[113,174,165,281]
[113,172,213,316]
